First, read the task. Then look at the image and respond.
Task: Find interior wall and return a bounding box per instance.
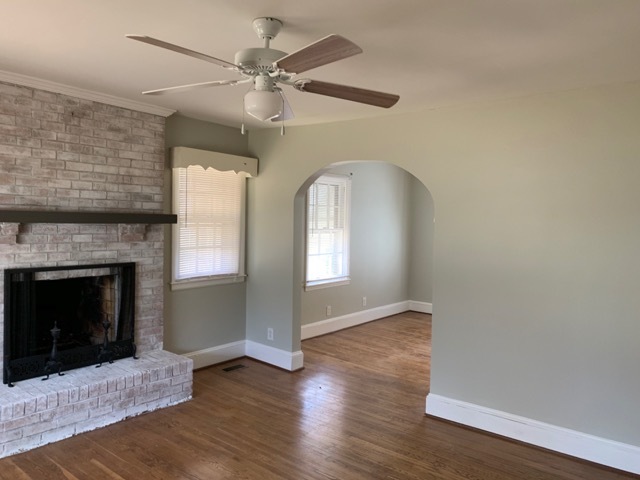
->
[247,80,640,447]
[408,174,435,304]
[163,114,250,354]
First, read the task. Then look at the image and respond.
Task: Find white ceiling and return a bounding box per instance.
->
[2,0,640,129]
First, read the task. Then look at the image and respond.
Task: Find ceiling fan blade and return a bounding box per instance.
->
[294,80,399,108]
[271,89,295,122]
[126,35,238,70]
[275,34,362,74]
[142,78,251,96]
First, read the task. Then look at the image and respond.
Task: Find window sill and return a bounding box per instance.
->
[170,274,246,291]
[304,278,350,291]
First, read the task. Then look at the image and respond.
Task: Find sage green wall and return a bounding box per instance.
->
[247,81,640,446]
[408,174,435,304]
[300,162,432,325]
[163,115,250,354]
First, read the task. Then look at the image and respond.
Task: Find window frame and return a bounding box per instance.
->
[170,165,248,291]
[304,173,352,291]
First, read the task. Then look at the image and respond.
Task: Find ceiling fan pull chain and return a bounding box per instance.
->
[241,97,246,135]
[281,95,286,136]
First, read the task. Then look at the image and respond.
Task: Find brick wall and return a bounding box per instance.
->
[0,80,191,457]
[0,80,167,360]
[0,82,164,212]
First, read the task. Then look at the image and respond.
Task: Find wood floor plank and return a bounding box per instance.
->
[0,312,635,479]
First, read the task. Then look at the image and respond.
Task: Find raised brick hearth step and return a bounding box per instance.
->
[0,350,192,458]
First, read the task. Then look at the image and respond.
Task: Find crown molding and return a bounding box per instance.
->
[0,69,176,117]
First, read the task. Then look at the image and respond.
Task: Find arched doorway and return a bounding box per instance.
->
[292,160,434,351]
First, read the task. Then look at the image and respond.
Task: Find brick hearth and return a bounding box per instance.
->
[0,351,192,457]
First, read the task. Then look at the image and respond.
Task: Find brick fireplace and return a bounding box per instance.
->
[0,81,192,457]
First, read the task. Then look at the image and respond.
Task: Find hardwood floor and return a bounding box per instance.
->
[0,312,635,479]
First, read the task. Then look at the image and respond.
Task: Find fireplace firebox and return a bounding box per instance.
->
[4,262,136,386]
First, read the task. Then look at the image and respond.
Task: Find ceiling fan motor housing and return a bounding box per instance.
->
[234,48,287,72]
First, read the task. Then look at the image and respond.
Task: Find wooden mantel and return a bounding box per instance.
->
[0,210,177,224]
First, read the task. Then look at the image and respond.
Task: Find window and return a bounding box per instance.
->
[171,165,248,289]
[305,173,351,289]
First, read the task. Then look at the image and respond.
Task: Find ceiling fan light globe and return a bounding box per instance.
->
[244,89,283,121]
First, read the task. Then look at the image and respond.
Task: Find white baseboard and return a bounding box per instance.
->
[183,340,246,370]
[408,301,432,314]
[301,301,410,340]
[425,393,640,475]
[187,300,432,368]
[245,341,304,371]
[184,340,303,372]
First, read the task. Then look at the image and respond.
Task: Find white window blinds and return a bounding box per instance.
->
[172,165,247,285]
[305,174,351,288]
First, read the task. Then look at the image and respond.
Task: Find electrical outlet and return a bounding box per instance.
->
[326,305,332,316]
[362,296,367,307]
[267,328,274,341]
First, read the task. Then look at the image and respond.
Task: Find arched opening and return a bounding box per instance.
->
[292,160,434,383]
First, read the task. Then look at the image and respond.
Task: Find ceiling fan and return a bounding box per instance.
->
[126,17,399,125]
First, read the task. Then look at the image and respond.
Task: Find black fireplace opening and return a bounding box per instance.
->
[4,262,136,385]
